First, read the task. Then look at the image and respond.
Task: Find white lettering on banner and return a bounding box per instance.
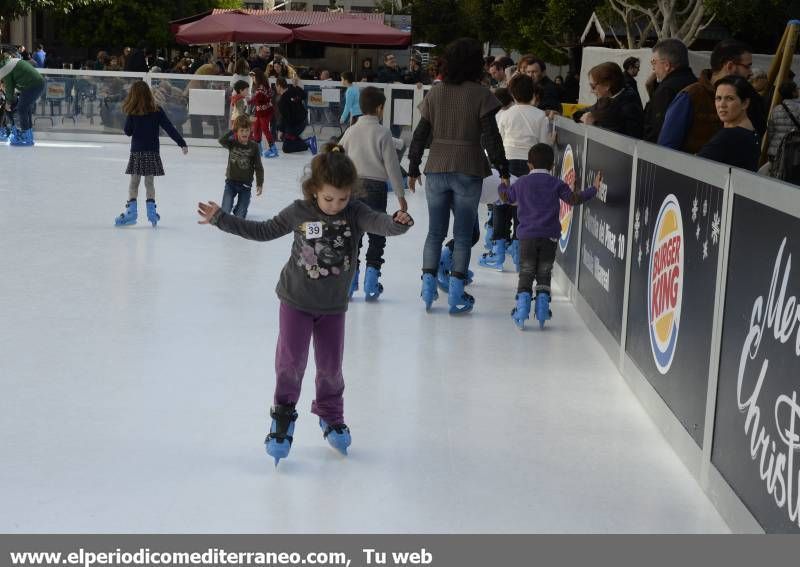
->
[737,238,800,526]
[583,209,626,260]
[582,244,610,291]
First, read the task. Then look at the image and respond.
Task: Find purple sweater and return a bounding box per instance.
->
[499,170,597,239]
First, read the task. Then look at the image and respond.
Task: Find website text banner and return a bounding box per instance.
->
[712,191,800,532]
[625,159,726,448]
[5,536,800,567]
[577,135,633,342]
[553,119,585,284]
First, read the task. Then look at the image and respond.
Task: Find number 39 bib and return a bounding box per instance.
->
[305,221,323,239]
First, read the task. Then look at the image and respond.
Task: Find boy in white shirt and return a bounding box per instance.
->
[481,74,550,272]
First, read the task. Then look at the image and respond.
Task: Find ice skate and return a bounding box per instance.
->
[478,240,506,271]
[508,239,520,273]
[511,292,532,330]
[535,291,552,329]
[263,144,279,158]
[437,247,452,291]
[421,273,438,311]
[265,404,298,466]
[349,268,360,299]
[114,200,138,226]
[305,135,318,155]
[145,199,160,228]
[319,418,351,456]
[9,127,34,147]
[0,126,9,142]
[363,266,383,301]
[447,275,474,315]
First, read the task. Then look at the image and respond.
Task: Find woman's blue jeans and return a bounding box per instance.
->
[16,82,45,131]
[423,172,482,278]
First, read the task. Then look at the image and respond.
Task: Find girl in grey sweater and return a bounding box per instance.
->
[197,146,413,465]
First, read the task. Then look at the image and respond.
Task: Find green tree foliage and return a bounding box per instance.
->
[56,0,242,50]
[704,0,794,53]
[0,0,108,21]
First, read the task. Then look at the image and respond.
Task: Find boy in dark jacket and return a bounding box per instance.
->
[219,114,264,218]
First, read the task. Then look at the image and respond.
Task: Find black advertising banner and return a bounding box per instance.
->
[625,161,724,446]
[713,195,800,533]
[577,139,631,342]
[553,125,584,283]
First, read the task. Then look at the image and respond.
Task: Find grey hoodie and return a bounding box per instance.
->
[211,199,411,314]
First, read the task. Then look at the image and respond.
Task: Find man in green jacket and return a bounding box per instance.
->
[0,52,45,146]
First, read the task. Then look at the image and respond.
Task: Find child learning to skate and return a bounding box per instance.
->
[115,80,188,228]
[499,143,601,329]
[229,79,250,130]
[338,86,407,301]
[196,145,414,464]
[218,114,264,219]
[481,74,549,272]
[249,68,279,158]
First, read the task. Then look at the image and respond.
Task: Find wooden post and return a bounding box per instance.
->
[760,20,800,166]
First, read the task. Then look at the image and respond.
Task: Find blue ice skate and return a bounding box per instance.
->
[535,292,552,329]
[447,275,474,315]
[319,418,351,455]
[421,273,439,311]
[508,239,520,273]
[511,292,532,330]
[145,199,160,228]
[437,247,452,291]
[9,127,33,147]
[437,248,474,291]
[349,268,360,299]
[263,144,279,158]
[114,200,137,226]
[0,126,9,142]
[479,240,506,271]
[364,266,383,301]
[305,135,318,155]
[265,405,298,466]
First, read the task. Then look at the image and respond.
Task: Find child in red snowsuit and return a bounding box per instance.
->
[249,69,278,158]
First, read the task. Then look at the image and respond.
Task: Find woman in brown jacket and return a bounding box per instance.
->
[409,37,509,315]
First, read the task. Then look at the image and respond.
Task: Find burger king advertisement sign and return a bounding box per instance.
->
[625,160,725,447]
[553,122,584,284]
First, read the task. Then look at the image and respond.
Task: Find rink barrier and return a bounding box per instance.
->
[551,116,800,533]
[31,69,428,147]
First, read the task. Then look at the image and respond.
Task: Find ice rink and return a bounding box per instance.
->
[0,140,730,533]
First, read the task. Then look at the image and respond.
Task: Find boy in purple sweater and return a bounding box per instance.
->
[499,143,602,329]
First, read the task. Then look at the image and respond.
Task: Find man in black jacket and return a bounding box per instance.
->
[526,57,561,114]
[376,53,404,83]
[643,38,697,142]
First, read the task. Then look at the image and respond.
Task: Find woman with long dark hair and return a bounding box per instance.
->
[408,38,509,314]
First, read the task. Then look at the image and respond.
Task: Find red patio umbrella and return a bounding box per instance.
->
[292,17,411,47]
[175,10,294,44]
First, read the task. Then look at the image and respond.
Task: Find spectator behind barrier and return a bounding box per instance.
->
[766,81,800,163]
[658,39,764,154]
[575,61,644,139]
[643,38,696,142]
[697,75,759,171]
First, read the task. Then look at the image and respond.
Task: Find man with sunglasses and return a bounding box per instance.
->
[658,39,764,153]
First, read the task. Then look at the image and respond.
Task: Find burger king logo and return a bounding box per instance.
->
[558,144,575,253]
[648,195,684,374]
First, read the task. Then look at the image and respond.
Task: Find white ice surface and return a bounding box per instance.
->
[0,141,729,533]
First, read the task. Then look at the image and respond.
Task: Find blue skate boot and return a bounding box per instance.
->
[437,247,453,291]
[319,418,351,455]
[535,291,552,329]
[10,127,34,146]
[145,199,160,228]
[448,275,474,315]
[349,268,360,299]
[114,199,138,226]
[508,239,520,272]
[511,292,532,330]
[265,404,298,466]
[7,126,23,146]
[437,248,474,291]
[478,239,506,271]
[305,135,318,155]
[421,273,439,311]
[263,143,279,158]
[363,266,383,301]
[0,126,9,142]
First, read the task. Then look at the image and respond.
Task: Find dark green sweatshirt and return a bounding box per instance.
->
[211,199,411,314]
[218,130,264,187]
